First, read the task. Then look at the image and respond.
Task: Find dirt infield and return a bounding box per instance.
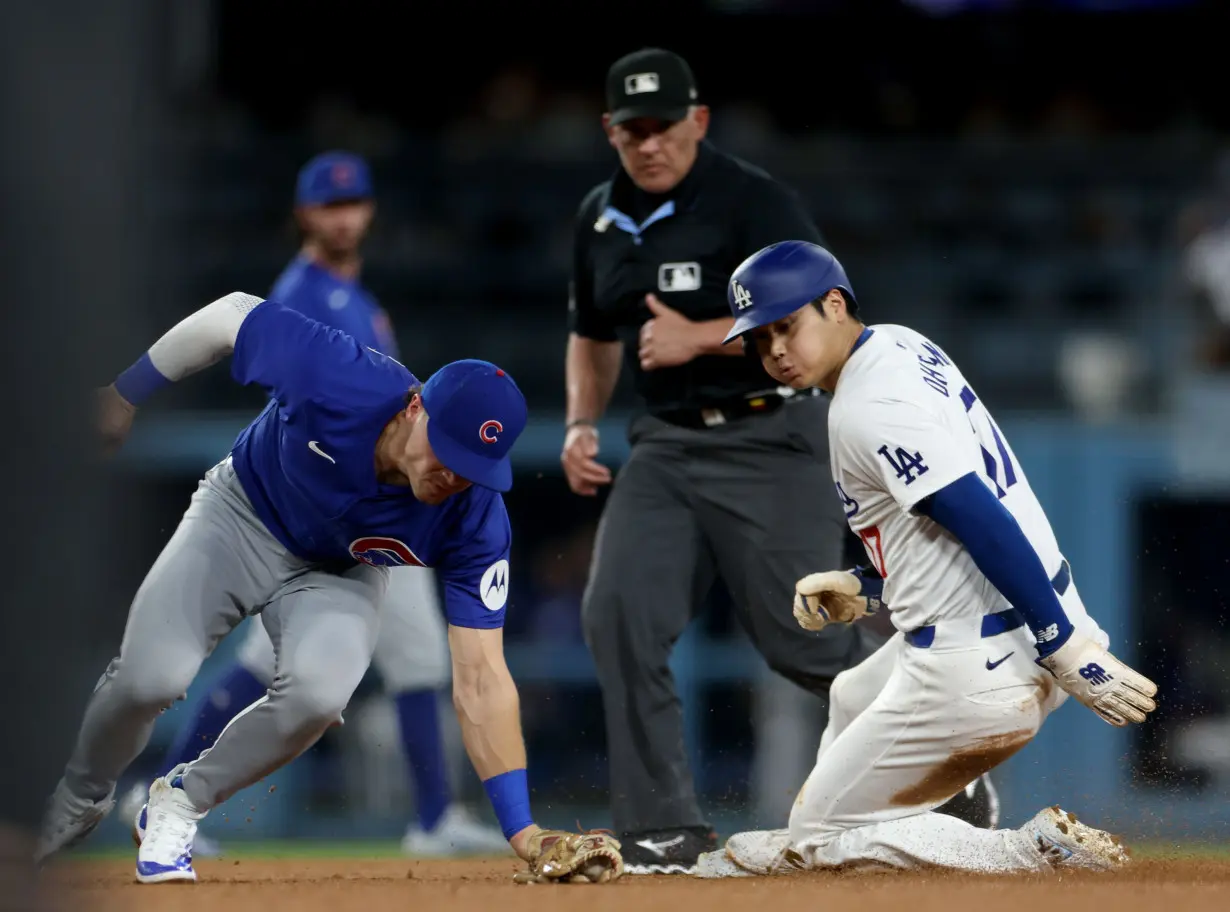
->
[42,857,1230,912]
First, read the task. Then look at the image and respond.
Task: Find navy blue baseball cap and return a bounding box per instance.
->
[421,360,527,493]
[724,241,858,343]
[295,151,373,206]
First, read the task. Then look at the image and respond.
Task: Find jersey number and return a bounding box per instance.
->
[959,385,1018,499]
[859,526,887,579]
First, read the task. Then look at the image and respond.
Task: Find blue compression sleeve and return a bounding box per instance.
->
[113,352,171,405]
[916,471,1074,656]
[482,768,533,840]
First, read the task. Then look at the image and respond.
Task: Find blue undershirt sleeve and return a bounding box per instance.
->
[916,471,1074,657]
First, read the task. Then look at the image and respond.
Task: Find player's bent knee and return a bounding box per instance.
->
[273,678,351,736]
[110,655,200,710]
[828,667,858,713]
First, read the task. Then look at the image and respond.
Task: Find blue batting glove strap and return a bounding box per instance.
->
[113,352,170,406]
[850,565,885,599]
[482,768,534,841]
[1032,620,1076,660]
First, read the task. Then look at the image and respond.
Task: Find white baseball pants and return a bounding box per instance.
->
[789,586,1106,873]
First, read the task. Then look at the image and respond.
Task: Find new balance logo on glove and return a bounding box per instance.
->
[1078,663,1113,686]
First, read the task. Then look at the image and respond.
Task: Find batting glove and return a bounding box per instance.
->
[793,568,882,632]
[1037,631,1158,726]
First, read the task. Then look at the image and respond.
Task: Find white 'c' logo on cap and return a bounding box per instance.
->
[479,419,503,444]
[625,72,660,95]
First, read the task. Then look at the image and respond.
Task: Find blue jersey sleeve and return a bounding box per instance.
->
[231,300,369,408]
[436,496,512,630]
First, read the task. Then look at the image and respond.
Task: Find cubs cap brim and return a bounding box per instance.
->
[425,419,514,493]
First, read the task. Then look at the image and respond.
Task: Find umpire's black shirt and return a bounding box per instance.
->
[569,140,824,413]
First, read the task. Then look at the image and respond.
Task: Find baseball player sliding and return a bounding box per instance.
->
[34,293,624,886]
[696,240,1158,878]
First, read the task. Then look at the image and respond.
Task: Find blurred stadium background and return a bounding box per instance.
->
[67,0,1230,851]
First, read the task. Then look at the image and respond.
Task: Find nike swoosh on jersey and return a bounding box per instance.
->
[308,440,336,464]
[985,652,1015,671]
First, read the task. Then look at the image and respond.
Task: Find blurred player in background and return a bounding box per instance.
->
[116,152,507,858]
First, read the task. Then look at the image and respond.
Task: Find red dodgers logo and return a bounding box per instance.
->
[479,420,503,444]
[349,536,425,568]
[332,161,354,187]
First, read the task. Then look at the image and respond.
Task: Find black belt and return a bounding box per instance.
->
[653,388,820,430]
[905,559,1072,649]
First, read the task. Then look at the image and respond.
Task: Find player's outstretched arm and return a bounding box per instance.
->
[917,472,1158,726]
[99,291,265,449]
[446,625,533,847]
[447,624,623,883]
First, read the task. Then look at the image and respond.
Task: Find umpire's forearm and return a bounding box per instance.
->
[565,333,622,423]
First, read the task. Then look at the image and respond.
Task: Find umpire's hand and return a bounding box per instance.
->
[97,383,137,455]
[561,424,612,496]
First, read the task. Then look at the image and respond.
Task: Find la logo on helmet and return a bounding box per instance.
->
[732,281,753,310]
[479,419,504,444]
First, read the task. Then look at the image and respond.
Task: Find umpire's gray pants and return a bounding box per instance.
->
[63,457,387,811]
[581,396,884,834]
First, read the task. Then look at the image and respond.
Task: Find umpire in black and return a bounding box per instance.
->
[561,48,995,874]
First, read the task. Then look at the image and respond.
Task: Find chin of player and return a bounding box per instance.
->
[767,364,811,389]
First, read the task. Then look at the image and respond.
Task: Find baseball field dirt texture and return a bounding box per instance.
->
[40,850,1230,912]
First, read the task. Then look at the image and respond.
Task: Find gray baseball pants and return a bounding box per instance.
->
[581,395,885,834]
[62,456,388,812]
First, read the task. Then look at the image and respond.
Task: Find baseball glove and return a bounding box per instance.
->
[512,830,624,885]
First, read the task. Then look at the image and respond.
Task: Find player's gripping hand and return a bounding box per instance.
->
[96,383,137,454]
[511,828,624,885]
[561,423,612,496]
[793,569,881,631]
[1037,631,1158,726]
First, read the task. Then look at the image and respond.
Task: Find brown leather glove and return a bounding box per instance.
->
[512,830,624,885]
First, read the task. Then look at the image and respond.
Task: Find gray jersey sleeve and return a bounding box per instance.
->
[146,291,264,381]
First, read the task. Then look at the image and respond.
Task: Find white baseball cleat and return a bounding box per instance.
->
[134,766,208,884]
[34,780,116,865]
[1020,805,1131,871]
[401,805,513,857]
[125,781,223,859]
[694,850,756,878]
[724,828,808,876]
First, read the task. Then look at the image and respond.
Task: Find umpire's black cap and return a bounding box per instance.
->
[605,48,699,126]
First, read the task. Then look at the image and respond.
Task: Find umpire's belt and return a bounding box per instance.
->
[653,387,821,430]
[904,559,1072,649]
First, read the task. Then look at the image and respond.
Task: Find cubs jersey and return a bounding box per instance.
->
[828,324,1096,636]
[229,300,510,630]
[271,253,399,358]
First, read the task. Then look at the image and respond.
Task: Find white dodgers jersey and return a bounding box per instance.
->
[828,324,1092,635]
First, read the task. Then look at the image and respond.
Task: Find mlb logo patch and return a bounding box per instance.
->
[658,262,701,293]
[624,72,660,95]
